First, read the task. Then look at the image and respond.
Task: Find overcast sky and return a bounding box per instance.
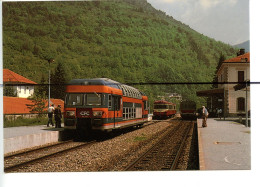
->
[147,0,250,45]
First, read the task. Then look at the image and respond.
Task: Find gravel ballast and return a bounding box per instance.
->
[14,121,176,172]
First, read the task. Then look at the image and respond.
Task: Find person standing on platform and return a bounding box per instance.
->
[54,105,62,128]
[47,104,55,127]
[218,108,222,119]
[202,106,208,127]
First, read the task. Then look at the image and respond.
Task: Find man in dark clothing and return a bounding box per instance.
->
[54,105,62,128]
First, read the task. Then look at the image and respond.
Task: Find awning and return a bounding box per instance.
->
[196,88,224,96]
[234,81,250,91]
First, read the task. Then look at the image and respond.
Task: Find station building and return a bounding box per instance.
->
[196,49,250,117]
[3,69,64,119]
[3,69,37,98]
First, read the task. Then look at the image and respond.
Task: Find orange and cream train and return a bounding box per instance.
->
[64,78,149,137]
[153,100,176,119]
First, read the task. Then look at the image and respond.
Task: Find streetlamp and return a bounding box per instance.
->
[48,59,55,108]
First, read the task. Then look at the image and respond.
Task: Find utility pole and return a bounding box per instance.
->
[48,59,55,108]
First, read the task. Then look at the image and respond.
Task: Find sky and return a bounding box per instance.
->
[147,0,250,45]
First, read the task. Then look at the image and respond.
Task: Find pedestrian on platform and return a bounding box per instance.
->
[218,108,222,119]
[54,105,62,128]
[47,104,55,127]
[202,106,208,127]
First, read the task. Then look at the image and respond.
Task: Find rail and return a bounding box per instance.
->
[4,140,96,172]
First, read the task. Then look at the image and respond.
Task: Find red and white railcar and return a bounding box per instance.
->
[153,100,176,119]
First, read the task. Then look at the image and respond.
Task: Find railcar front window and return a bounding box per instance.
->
[86,93,102,105]
[66,94,83,106]
[154,105,167,109]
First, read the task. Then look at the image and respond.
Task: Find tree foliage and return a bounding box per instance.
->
[3,86,17,97]
[2,0,238,107]
[51,62,67,100]
[27,94,47,117]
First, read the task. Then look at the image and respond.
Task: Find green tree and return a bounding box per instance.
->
[212,53,226,88]
[34,74,48,97]
[51,62,67,100]
[3,85,17,97]
[27,94,47,118]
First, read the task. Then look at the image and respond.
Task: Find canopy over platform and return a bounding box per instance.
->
[233,81,250,91]
[196,88,224,97]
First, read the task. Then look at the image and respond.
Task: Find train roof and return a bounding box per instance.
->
[180,100,196,104]
[68,78,145,99]
[154,100,175,105]
[69,78,120,88]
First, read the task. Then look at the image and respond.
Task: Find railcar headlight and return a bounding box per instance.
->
[93,111,103,118]
[66,111,75,117]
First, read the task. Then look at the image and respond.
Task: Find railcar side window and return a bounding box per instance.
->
[114,97,121,110]
[123,102,137,120]
[108,95,112,109]
[66,94,83,106]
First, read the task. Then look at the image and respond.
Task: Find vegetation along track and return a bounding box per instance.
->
[125,120,194,171]
[4,140,96,172]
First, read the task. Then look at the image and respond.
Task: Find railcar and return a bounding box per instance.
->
[179,100,197,120]
[63,78,149,137]
[153,100,176,119]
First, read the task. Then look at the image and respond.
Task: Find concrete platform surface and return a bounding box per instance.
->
[197,118,251,170]
[3,124,63,154]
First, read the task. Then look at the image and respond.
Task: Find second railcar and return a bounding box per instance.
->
[153,100,176,119]
[180,100,197,120]
[63,78,149,137]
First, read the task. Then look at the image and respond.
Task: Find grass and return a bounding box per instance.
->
[133,133,147,142]
[4,117,49,128]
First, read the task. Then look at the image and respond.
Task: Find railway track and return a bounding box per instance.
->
[4,118,180,172]
[4,140,96,172]
[125,120,193,171]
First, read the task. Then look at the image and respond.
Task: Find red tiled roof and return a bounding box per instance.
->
[3,96,64,114]
[3,69,37,84]
[223,52,250,63]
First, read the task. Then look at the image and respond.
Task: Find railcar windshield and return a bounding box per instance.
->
[154,104,168,109]
[85,93,102,105]
[65,94,83,106]
[180,102,196,110]
[65,93,102,106]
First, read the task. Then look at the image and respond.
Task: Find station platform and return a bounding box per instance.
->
[3,115,154,155]
[3,124,63,154]
[197,118,251,170]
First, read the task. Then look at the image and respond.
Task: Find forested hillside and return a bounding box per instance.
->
[2,0,237,106]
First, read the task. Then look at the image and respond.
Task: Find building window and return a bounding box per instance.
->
[30,87,34,95]
[238,71,244,83]
[237,97,245,112]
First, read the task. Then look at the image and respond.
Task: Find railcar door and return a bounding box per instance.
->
[111,95,121,128]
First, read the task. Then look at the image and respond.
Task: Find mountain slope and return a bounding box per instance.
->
[2,0,237,104]
[233,40,250,52]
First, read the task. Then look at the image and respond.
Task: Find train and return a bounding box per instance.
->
[179,100,197,120]
[153,100,177,119]
[63,78,149,137]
